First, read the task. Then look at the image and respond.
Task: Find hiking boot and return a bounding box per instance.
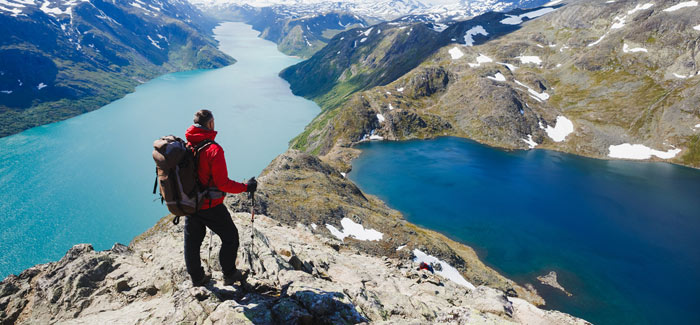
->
[192,273,212,287]
[223,269,247,286]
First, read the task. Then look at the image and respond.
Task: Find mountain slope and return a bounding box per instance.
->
[0,0,235,137]
[284,0,700,168]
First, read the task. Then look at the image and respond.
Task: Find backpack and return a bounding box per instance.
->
[151,135,223,223]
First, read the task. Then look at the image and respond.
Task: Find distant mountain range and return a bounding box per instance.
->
[194,0,553,58]
[0,0,234,137]
[191,0,553,22]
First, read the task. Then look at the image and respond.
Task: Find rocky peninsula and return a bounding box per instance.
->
[0,205,587,324]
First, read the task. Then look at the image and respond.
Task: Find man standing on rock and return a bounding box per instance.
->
[184,109,257,287]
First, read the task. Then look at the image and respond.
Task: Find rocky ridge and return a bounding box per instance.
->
[0,208,588,324]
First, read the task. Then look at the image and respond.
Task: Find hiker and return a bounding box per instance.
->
[183,109,257,287]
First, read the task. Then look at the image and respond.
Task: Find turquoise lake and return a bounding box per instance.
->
[0,22,319,278]
[349,137,700,325]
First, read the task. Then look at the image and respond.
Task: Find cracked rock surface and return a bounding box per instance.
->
[1,210,588,324]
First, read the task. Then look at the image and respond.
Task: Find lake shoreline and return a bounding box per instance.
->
[344,136,700,324]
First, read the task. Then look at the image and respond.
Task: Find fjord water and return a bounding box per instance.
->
[0,22,318,278]
[349,137,700,324]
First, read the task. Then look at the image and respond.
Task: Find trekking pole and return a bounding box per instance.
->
[248,191,256,274]
[207,229,213,274]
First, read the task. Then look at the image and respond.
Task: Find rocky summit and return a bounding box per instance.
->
[0,208,588,324]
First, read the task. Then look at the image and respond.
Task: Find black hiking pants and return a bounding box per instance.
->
[184,204,239,282]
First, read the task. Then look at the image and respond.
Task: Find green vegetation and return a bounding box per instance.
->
[680,135,700,167]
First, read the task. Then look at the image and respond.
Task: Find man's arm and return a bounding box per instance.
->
[209,145,247,194]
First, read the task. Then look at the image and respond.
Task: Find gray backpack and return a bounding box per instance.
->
[152,135,222,223]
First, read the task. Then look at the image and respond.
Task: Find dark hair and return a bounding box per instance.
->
[194,109,213,126]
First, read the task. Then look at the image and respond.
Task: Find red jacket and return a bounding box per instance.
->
[185,125,248,209]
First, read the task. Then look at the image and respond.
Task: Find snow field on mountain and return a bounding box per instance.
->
[326,218,383,241]
[514,80,549,102]
[468,54,493,67]
[487,72,506,82]
[623,44,647,53]
[608,144,681,159]
[522,135,538,149]
[663,1,697,12]
[540,116,574,142]
[464,25,488,46]
[500,7,556,25]
[412,249,476,290]
[516,55,542,65]
[448,47,464,60]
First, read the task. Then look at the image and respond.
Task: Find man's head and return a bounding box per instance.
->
[194,109,215,130]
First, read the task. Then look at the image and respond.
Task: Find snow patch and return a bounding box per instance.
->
[544,0,562,6]
[673,73,693,79]
[377,114,385,123]
[516,55,542,65]
[448,47,464,60]
[396,87,404,92]
[611,15,626,29]
[694,25,700,31]
[360,37,367,43]
[326,218,383,241]
[340,172,346,178]
[500,8,556,25]
[623,44,648,53]
[608,144,681,159]
[396,245,406,251]
[369,134,384,140]
[362,27,374,36]
[663,1,697,12]
[37,83,47,90]
[310,223,317,230]
[694,124,700,128]
[498,62,518,71]
[588,33,608,47]
[522,135,537,149]
[413,249,475,290]
[468,54,493,67]
[147,36,161,49]
[514,80,549,101]
[487,72,506,82]
[464,25,488,46]
[543,116,574,142]
[628,3,654,15]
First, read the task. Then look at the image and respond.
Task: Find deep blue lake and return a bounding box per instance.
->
[0,22,319,278]
[349,137,700,325]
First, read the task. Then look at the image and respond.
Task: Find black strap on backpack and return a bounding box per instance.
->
[171,139,216,226]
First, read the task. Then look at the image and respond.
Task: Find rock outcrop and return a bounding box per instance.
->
[0,210,588,324]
